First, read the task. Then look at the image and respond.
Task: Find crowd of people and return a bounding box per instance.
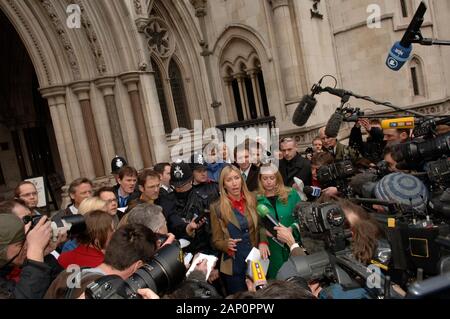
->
[0,119,446,300]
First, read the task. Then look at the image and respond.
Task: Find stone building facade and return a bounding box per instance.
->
[0,0,449,205]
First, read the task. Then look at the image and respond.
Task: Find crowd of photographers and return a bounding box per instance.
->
[1,118,449,299]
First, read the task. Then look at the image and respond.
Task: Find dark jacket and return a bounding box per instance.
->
[279,153,312,187]
[233,164,260,192]
[349,126,385,163]
[112,184,141,208]
[0,255,63,299]
[156,191,189,239]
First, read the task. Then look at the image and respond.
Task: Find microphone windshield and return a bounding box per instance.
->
[324,112,344,138]
[292,95,317,127]
[256,204,270,218]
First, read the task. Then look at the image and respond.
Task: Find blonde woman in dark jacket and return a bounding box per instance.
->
[210,165,260,295]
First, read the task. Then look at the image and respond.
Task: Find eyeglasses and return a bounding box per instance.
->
[20,191,38,198]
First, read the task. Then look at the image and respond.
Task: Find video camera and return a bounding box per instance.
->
[317,160,356,197]
[295,202,350,253]
[85,242,186,299]
[23,214,85,241]
[392,132,450,165]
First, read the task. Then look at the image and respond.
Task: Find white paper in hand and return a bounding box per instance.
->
[245,247,270,275]
[186,253,218,281]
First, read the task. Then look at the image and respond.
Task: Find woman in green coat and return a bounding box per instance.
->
[256,163,303,279]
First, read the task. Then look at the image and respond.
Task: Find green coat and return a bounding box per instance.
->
[257,188,302,279]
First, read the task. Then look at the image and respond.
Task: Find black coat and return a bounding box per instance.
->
[279,153,312,187]
[233,164,260,192]
[0,255,63,299]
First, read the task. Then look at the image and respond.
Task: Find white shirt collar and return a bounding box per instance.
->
[69,205,78,215]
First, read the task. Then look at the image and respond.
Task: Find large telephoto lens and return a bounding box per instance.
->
[123,243,186,296]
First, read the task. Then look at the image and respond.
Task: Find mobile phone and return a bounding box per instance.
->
[194,209,210,223]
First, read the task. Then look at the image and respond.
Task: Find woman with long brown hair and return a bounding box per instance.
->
[58,210,115,269]
[210,165,260,294]
[337,198,383,264]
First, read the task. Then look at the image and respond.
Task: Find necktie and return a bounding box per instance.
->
[242,173,247,181]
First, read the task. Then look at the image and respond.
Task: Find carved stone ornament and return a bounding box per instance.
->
[68,0,107,75]
[143,17,175,58]
[134,0,142,14]
[39,0,81,79]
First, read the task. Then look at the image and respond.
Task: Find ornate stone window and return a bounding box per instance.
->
[169,59,191,130]
[409,57,425,97]
[144,17,175,59]
[151,58,191,133]
[151,59,172,134]
[400,0,413,18]
[221,39,270,121]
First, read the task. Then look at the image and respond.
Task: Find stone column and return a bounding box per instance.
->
[247,68,263,118]
[224,76,238,121]
[235,73,250,120]
[270,0,302,100]
[94,77,127,158]
[190,0,222,124]
[139,71,170,163]
[41,86,80,183]
[119,72,152,168]
[70,81,105,177]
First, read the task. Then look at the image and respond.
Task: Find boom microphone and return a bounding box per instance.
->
[386,1,427,71]
[324,112,344,138]
[292,94,318,126]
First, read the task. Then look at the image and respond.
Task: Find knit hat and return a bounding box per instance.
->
[374,173,428,213]
[0,214,26,267]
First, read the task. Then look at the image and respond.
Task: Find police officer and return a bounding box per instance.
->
[185,152,219,255]
[111,155,127,184]
[155,161,203,242]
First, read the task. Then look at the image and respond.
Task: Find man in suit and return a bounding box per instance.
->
[153,162,173,199]
[234,144,260,192]
[279,138,312,187]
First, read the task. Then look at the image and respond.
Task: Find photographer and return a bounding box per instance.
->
[1,214,62,299]
[349,118,385,163]
[373,172,429,214]
[319,127,359,163]
[45,223,159,299]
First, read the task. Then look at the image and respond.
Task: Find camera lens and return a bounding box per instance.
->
[123,243,186,296]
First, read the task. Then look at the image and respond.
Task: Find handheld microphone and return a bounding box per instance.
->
[256,204,284,247]
[303,186,322,198]
[380,117,416,129]
[247,260,267,290]
[386,1,427,71]
[324,111,344,138]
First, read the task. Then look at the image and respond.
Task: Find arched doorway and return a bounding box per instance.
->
[0,9,63,206]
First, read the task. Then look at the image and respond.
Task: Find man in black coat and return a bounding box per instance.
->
[279,138,312,187]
